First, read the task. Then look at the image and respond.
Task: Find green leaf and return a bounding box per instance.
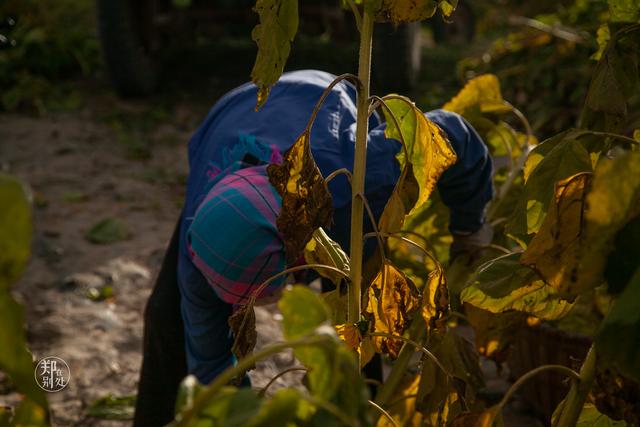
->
[506,131,598,241]
[86,218,129,244]
[609,0,640,23]
[279,286,330,339]
[520,173,591,297]
[278,286,337,399]
[87,395,136,420]
[461,254,573,320]
[246,389,314,427]
[574,151,640,294]
[417,330,485,424]
[250,0,299,109]
[199,387,262,426]
[7,398,48,427]
[575,403,629,426]
[304,228,350,286]
[379,97,457,232]
[0,174,32,289]
[0,292,49,410]
[596,267,640,383]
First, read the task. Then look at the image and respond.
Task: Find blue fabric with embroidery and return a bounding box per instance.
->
[177,70,493,384]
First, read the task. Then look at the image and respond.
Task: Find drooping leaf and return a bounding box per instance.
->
[461,253,573,320]
[335,323,375,368]
[449,407,503,427]
[520,173,592,297]
[574,151,640,294]
[596,267,640,383]
[442,74,509,117]
[304,227,350,286]
[250,0,299,109]
[364,262,421,357]
[268,131,333,264]
[86,218,130,244]
[506,131,600,242]
[229,304,258,366]
[0,174,32,289]
[379,97,457,232]
[421,266,449,330]
[376,374,422,427]
[417,330,485,424]
[378,164,420,234]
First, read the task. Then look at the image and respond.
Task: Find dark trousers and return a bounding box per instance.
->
[133,220,187,427]
[132,220,383,426]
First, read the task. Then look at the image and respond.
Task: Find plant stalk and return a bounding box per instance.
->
[553,345,597,427]
[348,11,374,327]
[374,316,427,406]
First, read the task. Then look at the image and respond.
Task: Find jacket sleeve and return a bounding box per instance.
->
[426,109,494,234]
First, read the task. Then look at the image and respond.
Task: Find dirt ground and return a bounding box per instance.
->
[0,94,541,426]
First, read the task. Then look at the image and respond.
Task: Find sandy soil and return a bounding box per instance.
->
[0,101,306,426]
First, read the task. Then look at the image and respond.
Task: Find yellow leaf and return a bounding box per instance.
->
[520,173,591,296]
[267,131,333,263]
[335,323,375,368]
[364,262,421,358]
[461,279,573,320]
[380,98,457,233]
[304,228,350,286]
[376,374,422,427]
[443,74,509,116]
[421,266,449,330]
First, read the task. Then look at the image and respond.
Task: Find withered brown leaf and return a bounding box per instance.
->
[267,131,333,264]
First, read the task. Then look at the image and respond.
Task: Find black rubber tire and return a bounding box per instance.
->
[431,0,475,44]
[96,0,160,97]
[372,22,422,93]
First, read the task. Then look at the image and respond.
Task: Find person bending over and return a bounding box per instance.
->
[133,70,493,427]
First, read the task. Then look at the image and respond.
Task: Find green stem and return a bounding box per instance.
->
[374,317,426,406]
[348,11,374,326]
[553,345,597,427]
[172,335,333,426]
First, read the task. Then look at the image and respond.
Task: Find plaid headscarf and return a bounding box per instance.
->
[187,165,285,305]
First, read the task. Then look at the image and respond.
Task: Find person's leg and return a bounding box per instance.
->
[133,219,187,427]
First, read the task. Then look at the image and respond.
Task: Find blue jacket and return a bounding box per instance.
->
[177,70,493,383]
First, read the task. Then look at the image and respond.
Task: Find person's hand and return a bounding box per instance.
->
[449,222,494,265]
